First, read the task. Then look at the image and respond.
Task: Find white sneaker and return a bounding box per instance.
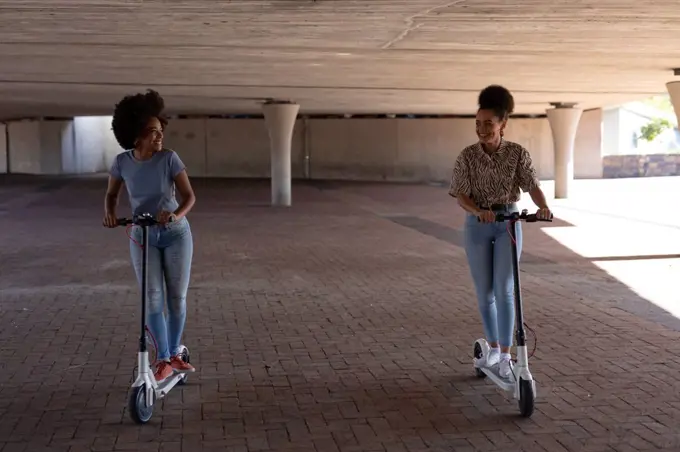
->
[475,347,500,368]
[499,354,513,379]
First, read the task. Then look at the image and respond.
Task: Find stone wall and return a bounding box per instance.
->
[602,154,680,178]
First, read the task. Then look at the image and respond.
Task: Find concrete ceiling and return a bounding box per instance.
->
[1,0,679,118]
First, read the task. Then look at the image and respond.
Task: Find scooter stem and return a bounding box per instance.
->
[509,219,527,348]
[140,224,149,353]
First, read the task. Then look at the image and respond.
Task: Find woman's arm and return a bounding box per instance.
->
[172,170,196,220]
[449,150,475,209]
[518,147,552,218]
[456,193,482,216]
[104,175,123,216]
[528,186,549,210]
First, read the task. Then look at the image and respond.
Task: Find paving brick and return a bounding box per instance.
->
[158,443,181,452]
[1,176,679,451]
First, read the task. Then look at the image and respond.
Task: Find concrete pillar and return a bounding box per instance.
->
[666,81,680,126]
[547,103,583,199]
[262,100,300,206]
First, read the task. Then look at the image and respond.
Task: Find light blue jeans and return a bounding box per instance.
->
[129,217,193,361]
[463,206,522,348]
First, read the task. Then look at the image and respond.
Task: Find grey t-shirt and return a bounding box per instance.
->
[109,149,186,217]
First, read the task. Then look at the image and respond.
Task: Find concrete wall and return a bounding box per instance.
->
[40,120,74,174]
[8,121,42,173]
[0,123,7,174]
[163,119,207,177]
[4,112,603,181]
[163,113,602,182]
[163,118,305,178]
[308,118,473,182]
[6,117,123,175]
[304,117,556,181]
[7,119,75,174]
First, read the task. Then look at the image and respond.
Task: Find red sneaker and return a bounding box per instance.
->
[154,361,173,382]
[170,355,195,373]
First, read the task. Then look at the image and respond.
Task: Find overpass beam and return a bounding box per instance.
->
[547,103,583,199]
[666,81,680,126]
[262,100,300,206]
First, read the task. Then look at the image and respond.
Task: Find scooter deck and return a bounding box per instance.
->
[156,372,186,396]
[476,363,516,392]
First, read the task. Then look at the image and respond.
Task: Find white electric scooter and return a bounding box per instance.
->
[472,209,552,418]
[115,213,192,424]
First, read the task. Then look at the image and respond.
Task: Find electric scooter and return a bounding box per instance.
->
[114,212,192,424]
[472,208,552,418]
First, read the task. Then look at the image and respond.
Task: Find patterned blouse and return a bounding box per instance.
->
[448,140,540,207]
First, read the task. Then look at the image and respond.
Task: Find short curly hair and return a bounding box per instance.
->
[478,85,515,120]
[111,89,168,150]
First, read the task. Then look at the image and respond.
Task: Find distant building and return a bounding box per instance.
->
[603,101,680,156]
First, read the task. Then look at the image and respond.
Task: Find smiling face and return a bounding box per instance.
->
[136,117,164,153]
[475,108,506,147]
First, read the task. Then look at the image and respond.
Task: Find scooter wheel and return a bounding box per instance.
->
[473,343,485,378]
[177,346,190,386]
[128,385,154,424]
[518,378,535,418]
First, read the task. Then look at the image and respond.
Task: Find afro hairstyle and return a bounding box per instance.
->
[477,85,515,120]
[111,89,168,150]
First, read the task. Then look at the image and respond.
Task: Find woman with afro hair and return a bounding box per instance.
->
[103,89,197,382]
[448,85,552,379]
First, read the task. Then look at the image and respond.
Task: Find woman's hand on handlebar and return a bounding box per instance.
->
[157,210,177,224]
[536,207,552,221]
[476,210,496,223]
[103,212,118,228]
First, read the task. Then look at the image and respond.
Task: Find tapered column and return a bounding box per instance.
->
[262,100,300,206]
[547,103,583,199]
[666,81,680,126]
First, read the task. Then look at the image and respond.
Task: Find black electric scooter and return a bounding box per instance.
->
[113,213,191,424]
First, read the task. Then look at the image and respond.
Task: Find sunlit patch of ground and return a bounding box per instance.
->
[521,177,680,318]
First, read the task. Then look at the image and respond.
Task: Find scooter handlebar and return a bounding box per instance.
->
[494,209,553,223]
[112,213,175,227]
[476,209,553,223]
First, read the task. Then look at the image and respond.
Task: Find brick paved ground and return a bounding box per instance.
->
[1,175,679,452]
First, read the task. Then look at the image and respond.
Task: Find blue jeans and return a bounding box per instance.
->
[463,207,522,348]
[129,218,193,360]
